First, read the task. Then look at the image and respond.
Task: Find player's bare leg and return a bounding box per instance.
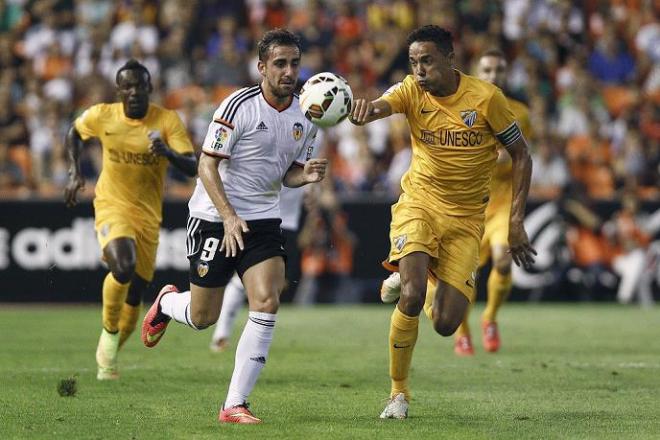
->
[142,283,225,347]
[381,252,428,419]
[220,257,285,424]
[452,284,476,356]
[482,244,512,352]
[429,279,470,337]
[96,237,136,380]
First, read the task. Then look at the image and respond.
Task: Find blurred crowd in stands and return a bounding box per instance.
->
[1,0,658,303]
[0,0,658,201]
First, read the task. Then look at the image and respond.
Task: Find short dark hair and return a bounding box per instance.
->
[115,59,151,85]
[406,25,454,56]
[257,28,302,61]
[480,48,506,60]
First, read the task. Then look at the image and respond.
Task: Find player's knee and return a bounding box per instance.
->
[111,263,135,284]
[190,309,218,330]
[432,316,460,337]
[494,256,512,275]
[398,291,425,316]
[251,294,280,314]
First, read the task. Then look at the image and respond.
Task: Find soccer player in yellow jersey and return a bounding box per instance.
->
[452,48,534,356]
[64,60,197,380]
[350,25,536,419]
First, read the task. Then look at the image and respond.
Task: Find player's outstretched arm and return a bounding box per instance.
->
[64,126,85,207]
[198,153,249,257]
[148,131,197,177]
[348,98,392,126]
[506,136,537,269]
[283,158,328,188]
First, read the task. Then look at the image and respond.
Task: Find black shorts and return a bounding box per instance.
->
[186,217,286,288]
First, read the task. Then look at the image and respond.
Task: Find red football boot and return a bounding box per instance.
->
[141,284,178,348]
[482,320,500,353]
[219,403,262,424]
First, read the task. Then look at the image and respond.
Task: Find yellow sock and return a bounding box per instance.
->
[422,278,436,321]
[102,273,130,333]
[483,270,512,323]
[389,306,419,401]
[118,303,141,348]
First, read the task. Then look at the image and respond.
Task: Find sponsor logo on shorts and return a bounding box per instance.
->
[393,234,407,252]
[197,261,209,278]
[292,122,304,141]
[306,145,314,160]
[100,223,110,237]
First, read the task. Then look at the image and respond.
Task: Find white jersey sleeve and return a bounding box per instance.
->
[201,86,260,158]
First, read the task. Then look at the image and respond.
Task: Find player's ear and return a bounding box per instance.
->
[446,51,455,68]
[257,59,266,76]
[147,80,153,93]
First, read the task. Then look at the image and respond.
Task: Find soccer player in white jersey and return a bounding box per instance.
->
[209,169,315,352]
[140,29,327,425]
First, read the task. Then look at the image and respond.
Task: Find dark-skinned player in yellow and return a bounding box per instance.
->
[64,59,197,380]
[382,48,535,356]
[350,26,536,418]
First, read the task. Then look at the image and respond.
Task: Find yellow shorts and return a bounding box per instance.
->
[95,207,159,281]
[385,198,484,300]
[480,207,510,266]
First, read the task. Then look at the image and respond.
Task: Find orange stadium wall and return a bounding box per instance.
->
[0,200,658,303]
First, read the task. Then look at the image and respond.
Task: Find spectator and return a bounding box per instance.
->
[530,137,569,199]
[588,25,636,84]
[607,192,655,305]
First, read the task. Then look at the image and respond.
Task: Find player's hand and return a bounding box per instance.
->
[220,213,250,257]
[349,98,380,125]
[148,131,171,158]
[508,220,537,269]
[303,158,328,183]
[64,172,85,208]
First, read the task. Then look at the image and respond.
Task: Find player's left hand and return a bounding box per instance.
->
[303,158,328,183]
[508,220,537,269]
[148,131,171,158]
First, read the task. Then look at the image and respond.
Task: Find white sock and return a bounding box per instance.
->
[159,290,199,330]
[224,311,277,408]
[212,274,246,342]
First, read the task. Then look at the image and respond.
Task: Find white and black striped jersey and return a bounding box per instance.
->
[279,130,323,232]
[188,85,318,223]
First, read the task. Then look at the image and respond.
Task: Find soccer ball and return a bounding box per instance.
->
[299,72,353,128]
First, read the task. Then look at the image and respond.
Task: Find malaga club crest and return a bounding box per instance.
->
[292,122,304,141]
[460,109,477,128]
[394,234,407,252]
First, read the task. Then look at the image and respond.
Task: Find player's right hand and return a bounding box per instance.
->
[349,99,380,125]
[220,213,250,257]
[64,173,85,208]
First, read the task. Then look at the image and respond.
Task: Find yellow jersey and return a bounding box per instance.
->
[381,72,522,217]
[484,97,532,219]
[74,103,194,227]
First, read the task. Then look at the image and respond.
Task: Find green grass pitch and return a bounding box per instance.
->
[0,304,658,439]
